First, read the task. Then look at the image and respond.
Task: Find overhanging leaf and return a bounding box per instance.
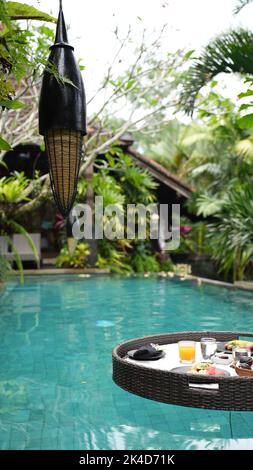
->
[238,113,253,129]
[0,136,11,150]
[238,89,253,98]
[0,99,24,109]
[5,2,56,23]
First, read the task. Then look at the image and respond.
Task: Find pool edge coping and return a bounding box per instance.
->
[5,269,253,293]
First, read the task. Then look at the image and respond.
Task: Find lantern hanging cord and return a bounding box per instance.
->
[59,0,62,10]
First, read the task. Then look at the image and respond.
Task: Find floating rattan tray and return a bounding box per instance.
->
[112,331,253,411]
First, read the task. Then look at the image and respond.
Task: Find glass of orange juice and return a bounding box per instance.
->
[178,341,196,364]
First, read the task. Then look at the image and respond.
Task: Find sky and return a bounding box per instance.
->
[27,0,253,113]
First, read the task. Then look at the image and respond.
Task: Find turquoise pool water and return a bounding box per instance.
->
[0,275,253,450]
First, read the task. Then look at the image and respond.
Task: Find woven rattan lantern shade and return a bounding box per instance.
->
[45,129,82,215]
[39,0,86,217]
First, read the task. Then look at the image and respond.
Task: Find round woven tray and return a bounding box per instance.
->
[112,331,253,411]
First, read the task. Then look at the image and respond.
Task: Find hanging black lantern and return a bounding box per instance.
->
[39,0,86,217]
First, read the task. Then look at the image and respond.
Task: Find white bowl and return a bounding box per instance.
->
[212,353,233,365]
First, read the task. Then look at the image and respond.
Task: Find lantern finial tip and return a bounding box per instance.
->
[55,0,68,45]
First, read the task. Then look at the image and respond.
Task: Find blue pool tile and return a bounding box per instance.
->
[2,275,253,450]
[0,428,11,450]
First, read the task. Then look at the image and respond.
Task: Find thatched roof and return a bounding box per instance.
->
[127,147,193,199]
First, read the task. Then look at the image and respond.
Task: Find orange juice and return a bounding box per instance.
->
[178,341,196,363]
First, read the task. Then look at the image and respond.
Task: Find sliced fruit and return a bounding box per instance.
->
[225,340,253,351]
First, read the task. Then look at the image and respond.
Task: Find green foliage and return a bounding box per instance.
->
[0,136,11,150]
[131,248,160,273]
[0,224,39,284]
[207,184,253,281]
[96,239,167,274]
[5,2,56,22]
[0,172,30,203]
[238,113,253,129]
[180,29,253,114]
[0,1,56,147]
[194,193,227,217]
[134,120,185,172]
[96,240,132,274]
[55,243,90,269]
[175,90,253,196]
[173,217,210,257]
[0,99,23,109]
[160,258,174,272]
[237,78,253,129]
[120,163,158,204]
[92,172,125,206]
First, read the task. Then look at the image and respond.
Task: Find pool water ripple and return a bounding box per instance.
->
[0,275,253,450]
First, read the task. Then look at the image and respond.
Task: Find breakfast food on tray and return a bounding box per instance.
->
[224,340,253,351]
[187,362,226,376]
[212,352,232,365]
[236,357,253,371]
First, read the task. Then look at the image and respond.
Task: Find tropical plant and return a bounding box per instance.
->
[130,242,161,273]
[206,184,253,281]
[0,221,39,284]
[134,120,187,172]
[178,0,253,116]
[96,239,132,274]
[173,217,210,257]
[180,29,253,115]
[119,156,158,205]
[55,242,90,269]
[0,1,56,150]
[0,171,39,283]
[0,172,30,203]
[173,90,253,194]
[4,18,190,218]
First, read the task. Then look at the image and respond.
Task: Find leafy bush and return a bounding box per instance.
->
[207,184,253,281]
[132,253,161,273]
[55,243,90,269]
[130,243,161,273]
[96,240,132,274]
[0,173,30,204]
[160,259,175,272]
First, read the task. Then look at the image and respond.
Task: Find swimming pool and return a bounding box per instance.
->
[0,275,253,450]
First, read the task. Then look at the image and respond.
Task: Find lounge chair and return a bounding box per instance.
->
[12,233,41,268]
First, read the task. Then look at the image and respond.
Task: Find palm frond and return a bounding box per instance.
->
[207,183,253,280]
[234,0,253,14]
[195,193,227,217]
[181,130,213,146]
[5,234,24,284]
[236,137,253,161]
[180,29,253,115]
[8,221,39,267]
[191,163,222,179]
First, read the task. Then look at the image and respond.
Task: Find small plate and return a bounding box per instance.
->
[212,353,233,365]
[217,341,253,355]
[127,349,165,361]
[170,366,230,376]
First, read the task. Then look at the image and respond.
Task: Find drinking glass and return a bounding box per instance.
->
[200,337,217,360]
[232,347,251,364]
[178,341,196,364]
